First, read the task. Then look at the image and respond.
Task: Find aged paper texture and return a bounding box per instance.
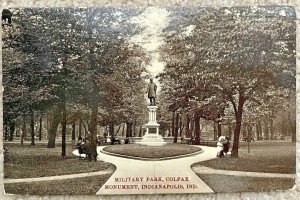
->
[0,0,300,199]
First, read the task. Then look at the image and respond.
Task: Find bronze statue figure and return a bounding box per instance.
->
[147,78,157,106]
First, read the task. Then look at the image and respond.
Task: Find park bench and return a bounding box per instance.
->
[75,143,98,161]
[182,137,211,145]
[106,137,122,145]
[180,137,210,145]
[97,136,121,145]
[97,136,107,145]
[180,137,192,144]
[200,137,211,146]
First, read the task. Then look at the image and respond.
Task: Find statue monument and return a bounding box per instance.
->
[137,78,166,146]
[147,78,157,106]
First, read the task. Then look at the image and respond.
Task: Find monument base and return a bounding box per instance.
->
[137,105,166,146]
[137,134,167,146]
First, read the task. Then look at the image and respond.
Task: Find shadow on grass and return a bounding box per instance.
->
[197,174,295,193]
[4,174,113,195]
[4,143,116,179]
[193,142,295,174]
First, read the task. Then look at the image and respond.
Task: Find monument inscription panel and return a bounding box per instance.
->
[148,128,157,134]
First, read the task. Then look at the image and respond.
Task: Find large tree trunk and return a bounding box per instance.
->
[231,114,243,157]
[127,123,130,138]
[39,114,43,141]
[21,114,26,145]
[71,121,76,146]
[281,114,287,136]
[190,117,194,138]
[90,101,98,149]
[16,122,20,137]
[185,115,190,138]
[30,109,35,146]
[45,114,49,139]
[47,104,62,148]
[256,119,261,140]
[263,118,270,140]
[173,112,179,143]
[9,121,15,141]
[171,111,175,137]
[126,122,132,138]
[288,111,291,136]
[213,122,217,140]
[129,123,133,137]
[231,93,245,158]
[133,124,136,137]
[269,118,274,140]
[139,125,142,137]
[127,124,132,137]
[194,111,201,145]
[78,120,82,138]
[217,122,222,138]
[87,9,100,151]
[61,99,67,157]
[179,115,183,137]
[110,123,115,145]
[4,119,8,141]
[122,123,125,137]
[115,125,121,135]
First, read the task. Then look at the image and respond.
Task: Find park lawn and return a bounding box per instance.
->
[4,174,112,195]
[197,174,295,193]
[4,143,116,179]
[193,141,295,174]
[103,143,201,158]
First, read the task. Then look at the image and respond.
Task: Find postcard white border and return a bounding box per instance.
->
[0,0,299,199]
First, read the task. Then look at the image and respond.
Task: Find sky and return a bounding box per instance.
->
[107,5,295,92]
[129,7,171,80]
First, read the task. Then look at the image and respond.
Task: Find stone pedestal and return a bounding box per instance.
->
[138,106,166,146]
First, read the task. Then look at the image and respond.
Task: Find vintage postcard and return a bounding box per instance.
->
[2,5,296,196]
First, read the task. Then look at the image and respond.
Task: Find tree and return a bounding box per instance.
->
[3,8,149,155]
[159,6,295,157]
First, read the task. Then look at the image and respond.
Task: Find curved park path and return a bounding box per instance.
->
[94,145,216,195]
[4,145,294,195]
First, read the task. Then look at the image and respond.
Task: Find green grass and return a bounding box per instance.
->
[103,143,201,158]
[4,174,112,195]
[4,140,295,195]
[197,174,295,193]
[193,141,295,174]
[4,143,115,179]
